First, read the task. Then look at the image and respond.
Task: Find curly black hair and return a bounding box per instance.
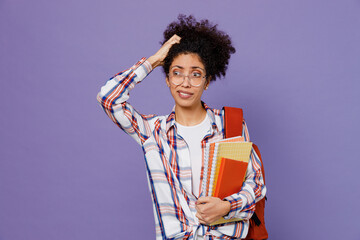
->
[162,14,236,81]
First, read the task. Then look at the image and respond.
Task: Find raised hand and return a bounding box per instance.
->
[147,34,181,69]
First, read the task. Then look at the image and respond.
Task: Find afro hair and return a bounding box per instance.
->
[162,14,236,81]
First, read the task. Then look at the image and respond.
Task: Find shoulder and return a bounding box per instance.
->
[203,104,225,133]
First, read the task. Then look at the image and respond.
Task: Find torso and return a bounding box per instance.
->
[176,114,211,197]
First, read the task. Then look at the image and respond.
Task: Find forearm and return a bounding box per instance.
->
[147,55,162,69]
[97,34,181,108]
[97,58,152,110]
[96,35,180,145]
[96,58,154,145]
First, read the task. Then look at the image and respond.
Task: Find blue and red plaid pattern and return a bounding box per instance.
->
[97,58,266,239]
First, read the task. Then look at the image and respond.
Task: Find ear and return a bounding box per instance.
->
[204,77,211,90]
[166,76,170,87]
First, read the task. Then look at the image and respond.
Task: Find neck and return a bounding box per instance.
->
[175,103,207,126]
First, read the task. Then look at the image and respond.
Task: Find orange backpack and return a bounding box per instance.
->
[223,106,268,240]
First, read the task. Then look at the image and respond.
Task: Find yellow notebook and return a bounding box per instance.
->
[209,141,253,226]
[203,136,244,196]
[211,142,253,196]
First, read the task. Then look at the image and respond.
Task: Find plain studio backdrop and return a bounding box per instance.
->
[1,0,359,239]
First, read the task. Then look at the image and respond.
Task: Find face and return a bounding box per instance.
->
[166,53,209,110]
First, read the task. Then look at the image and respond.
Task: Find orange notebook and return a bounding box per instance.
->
[204,136,245,196]
[213,157,248,200]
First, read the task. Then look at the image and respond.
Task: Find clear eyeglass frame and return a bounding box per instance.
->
[168,72,207,87]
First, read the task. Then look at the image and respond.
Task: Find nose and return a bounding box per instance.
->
[181,75,191,87]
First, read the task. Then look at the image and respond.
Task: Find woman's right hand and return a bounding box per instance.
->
[147,34,181,69]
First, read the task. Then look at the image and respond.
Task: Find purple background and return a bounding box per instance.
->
[1,0,360,239]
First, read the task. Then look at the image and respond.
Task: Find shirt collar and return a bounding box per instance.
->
[165,102,220,134]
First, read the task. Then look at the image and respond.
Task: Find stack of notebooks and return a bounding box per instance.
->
[201,136,253,225]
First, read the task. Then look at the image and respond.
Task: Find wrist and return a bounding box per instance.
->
[221,200,231,217]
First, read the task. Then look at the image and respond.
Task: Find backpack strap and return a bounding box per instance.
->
[223,106,268,239]
[223,106,266,185]
[223,106,243,138]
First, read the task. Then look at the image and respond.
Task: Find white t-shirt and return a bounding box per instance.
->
[176,114,211,198]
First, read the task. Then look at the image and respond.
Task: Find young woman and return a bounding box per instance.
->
[97,15,266,240]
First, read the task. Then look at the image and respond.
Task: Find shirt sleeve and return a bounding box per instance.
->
[223,120,267,220]
[96,58,156,145]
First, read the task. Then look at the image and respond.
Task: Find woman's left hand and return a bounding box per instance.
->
[195,196,231,225]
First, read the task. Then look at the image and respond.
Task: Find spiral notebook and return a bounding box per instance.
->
[201,137,253,225]
[202,136,245,197]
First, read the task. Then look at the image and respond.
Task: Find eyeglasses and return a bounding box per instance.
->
[168,71,207,87]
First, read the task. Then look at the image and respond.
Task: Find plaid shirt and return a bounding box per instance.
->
[97,58,266,240]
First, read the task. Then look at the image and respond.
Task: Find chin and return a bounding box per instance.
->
[175,99,199,109]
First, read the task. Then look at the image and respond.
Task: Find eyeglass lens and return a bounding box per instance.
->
[170,72,205,86]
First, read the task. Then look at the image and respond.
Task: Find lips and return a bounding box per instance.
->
[178,90,193,99]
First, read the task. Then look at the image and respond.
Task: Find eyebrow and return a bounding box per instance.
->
[171,65,205,71]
